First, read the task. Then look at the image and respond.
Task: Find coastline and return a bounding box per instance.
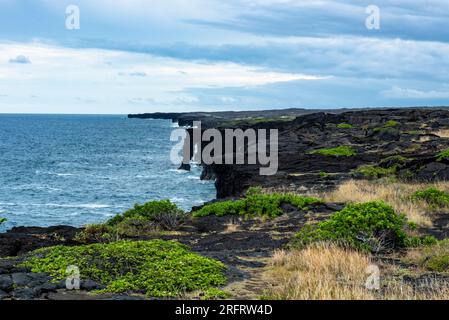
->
[2,106,449,300]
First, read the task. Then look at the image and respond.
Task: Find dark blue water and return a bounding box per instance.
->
[0,114,216,231]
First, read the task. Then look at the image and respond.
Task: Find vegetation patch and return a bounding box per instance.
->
[384,120,399,128]
[437,148,449,162]
[20,240,226,297]
[0,217,6,225]
[411,187,449,209]
[310,146,357,157]
[107,200,184,227]
[353,165,395,179]
[193,189,322,218]
[404,239,449,273]
[372,121,400,134]
[201,288,231,300]
[354,156,410,179]
[379,155,409,168]
[319,171,330,178]
[294,201,412,252]
[337,123,354,129]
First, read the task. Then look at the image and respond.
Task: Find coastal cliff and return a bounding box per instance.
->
[130,107,449,199]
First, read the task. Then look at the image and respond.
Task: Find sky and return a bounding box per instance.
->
[0,0,448,114]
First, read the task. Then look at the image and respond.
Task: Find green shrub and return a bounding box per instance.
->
[75,200,185,242]
[411,188,449,208]
[0,217,6,225]
[404,235,438,248]
[294,201,410,252]
[246,186,263,196]
[437,148,449,162]
[107,200,184,228]
[21,240,226,297]
[384,120,399,128]
[319,171,330,178]
[74,224,115,243]
[193,193,322,218]
[310,146,357,157]
[337,123,354,129]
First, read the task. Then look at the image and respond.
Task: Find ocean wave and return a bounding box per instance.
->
[169,169,188,174]
[0,202,15,206]
[35,170,75,177]
[170,197,187,202]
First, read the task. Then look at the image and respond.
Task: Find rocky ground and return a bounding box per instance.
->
[1,107,449,300]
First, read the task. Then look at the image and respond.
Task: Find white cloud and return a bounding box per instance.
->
[0,41,326,113]
[382,86,449,99]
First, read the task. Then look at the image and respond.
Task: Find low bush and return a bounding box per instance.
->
[372,121,400,134]
[411,188,449,209]
[193,190,322,218]
[379,155,409,168]
[74,224,115,243]
[310,146,357,157]
[354,165,395,179]
[437,148,449,162]
[384,120,399,128]
[75,200,185,242]
[107,200,184,227]
[405,239,449,273]
[0,217,6,225]
[404,235,438,248]
[21,240,227,297]
[294,201,411,252]
[319,171,330,178]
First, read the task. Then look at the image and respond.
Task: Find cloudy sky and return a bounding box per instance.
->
[0,0,448,114]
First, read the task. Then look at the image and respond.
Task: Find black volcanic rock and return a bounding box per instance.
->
[0,226,80,257]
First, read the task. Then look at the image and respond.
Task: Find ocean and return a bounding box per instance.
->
[0,114,216,231]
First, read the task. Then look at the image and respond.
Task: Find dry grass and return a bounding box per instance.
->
[224,219,241,234]
[434,129,449,138]
[264,244,449,300]
[317,180,449,227]
[264,243,374,300]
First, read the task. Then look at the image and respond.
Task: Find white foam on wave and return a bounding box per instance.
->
[171,197,187,203]
[169,169,188,174]
[35,170,75,177]
[0,202,15,206]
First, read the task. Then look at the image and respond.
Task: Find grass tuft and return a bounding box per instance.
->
[437,148,449,162]
[310,146,357,157]
[337,123,354,129]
